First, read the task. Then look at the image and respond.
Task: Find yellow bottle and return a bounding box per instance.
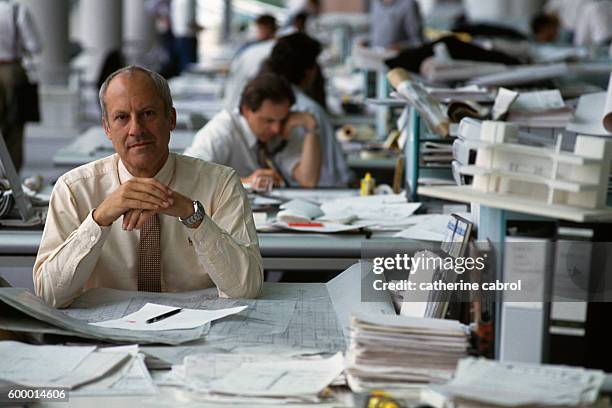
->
[360,172,375,196]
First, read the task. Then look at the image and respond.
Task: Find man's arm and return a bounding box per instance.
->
[281,112,322,188]
[292,129,321,188]
[33,179,111,308]
[185,170,263,298]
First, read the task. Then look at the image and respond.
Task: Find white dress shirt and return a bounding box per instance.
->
[34,153,263,308]
[170,0,197,37]
[184,109,304,185]
[573,1,612,46]
[0,0,41,60]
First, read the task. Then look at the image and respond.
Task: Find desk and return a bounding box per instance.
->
[25,282,347,407]
[53,127,196,168]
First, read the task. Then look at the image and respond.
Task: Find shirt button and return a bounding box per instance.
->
[90,236,96,242]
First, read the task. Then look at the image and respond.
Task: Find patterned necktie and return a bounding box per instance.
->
[138,214,161,292]
[257,142,289,187]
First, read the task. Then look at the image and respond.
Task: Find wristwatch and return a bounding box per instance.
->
[179,200,205,228]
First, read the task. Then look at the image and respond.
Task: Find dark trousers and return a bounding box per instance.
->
[174,36,198,73]
[0,62,27,172]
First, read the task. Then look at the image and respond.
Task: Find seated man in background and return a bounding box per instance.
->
[34,66,262,308]
[260,33,351,187]
[185,73,321,188]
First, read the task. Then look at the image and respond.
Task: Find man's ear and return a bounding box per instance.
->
[102,117,111,139]
[169,107,177,130]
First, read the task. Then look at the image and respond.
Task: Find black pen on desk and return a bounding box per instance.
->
[145,308,182,324]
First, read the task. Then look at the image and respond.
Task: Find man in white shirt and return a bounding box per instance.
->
[0,0,41,171]
[34,66,262,308]
[185,73,321,188]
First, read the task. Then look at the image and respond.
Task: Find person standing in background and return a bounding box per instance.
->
[147,0,179,78]
[0,0,41,172]
[370,0,424,50]
[171,0,202,74]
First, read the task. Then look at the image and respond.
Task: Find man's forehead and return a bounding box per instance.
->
[105,72,162,106]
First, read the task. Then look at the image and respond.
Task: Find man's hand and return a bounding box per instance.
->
[281,112,317,140]
[242,168,283,188]
[93,178,173,227]
[122,189,200,230]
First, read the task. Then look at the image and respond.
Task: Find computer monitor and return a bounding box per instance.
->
[0,131,37,222]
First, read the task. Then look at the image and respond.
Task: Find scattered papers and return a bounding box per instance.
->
[346,313,470,394]
[424,357,606,407]
[0,342,130,389]
[604,73,612,133]
[157,351,344,405]
[394,214,455,242]
[320,194,421,230]
[91,303,247,331]
[209,353,344,399]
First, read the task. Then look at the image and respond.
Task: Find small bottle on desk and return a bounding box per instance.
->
[360,172,375,196]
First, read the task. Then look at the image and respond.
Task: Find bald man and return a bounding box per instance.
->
[34,65,262,308]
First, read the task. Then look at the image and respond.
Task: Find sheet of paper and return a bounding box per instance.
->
[510,89,565,112]
[73,354,157,397]
[566,92,610,136]
[326,262,396,338]
[603,73,612,133]
[0,342,96,388]
[208,353,344,398]
[91,303,247,331]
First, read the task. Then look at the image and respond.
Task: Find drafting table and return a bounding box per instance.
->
[52,127,196,167]
[8,282,347,406]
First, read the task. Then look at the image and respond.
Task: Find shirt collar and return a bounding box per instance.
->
[117,152,175,186]
[238,114,258,149]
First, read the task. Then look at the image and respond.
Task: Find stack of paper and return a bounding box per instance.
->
[423,357,606,408]
[421,142,454,166]
[346,313,470,396]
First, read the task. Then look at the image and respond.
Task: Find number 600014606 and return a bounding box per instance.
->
[6,388,68,401]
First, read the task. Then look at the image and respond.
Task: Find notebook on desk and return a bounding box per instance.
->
[0,131,46,227]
